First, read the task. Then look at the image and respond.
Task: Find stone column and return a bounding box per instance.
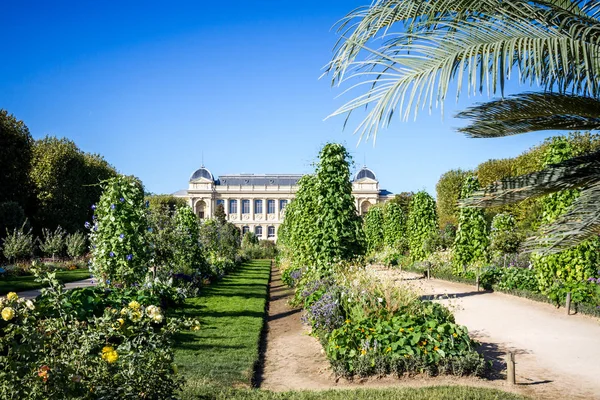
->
[263,198,268,220]
[238,198,242,221]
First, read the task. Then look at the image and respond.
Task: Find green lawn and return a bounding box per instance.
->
[174,259,271,396]
[184,385,527,400]
[173,259,527,400]
[0,268,91,295]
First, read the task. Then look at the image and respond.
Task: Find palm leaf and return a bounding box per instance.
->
[523,180,600,253]
[460,149,600,207]
[456,93,600,137]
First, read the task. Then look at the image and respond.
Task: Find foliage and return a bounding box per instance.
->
[1,222,34,263]
[65,232,88,259]
[242,232,259,248]
[531,137,600,303]
[0,110,33,209]
[146,194,187,214]
[214,203,227,225]
[364,205,385,253]
[38,226,66,260]
[88,175,151,287]
[407,191,438,262]
[241,240,278,260]
[489,213,521,257]
[173,206,206,276]
[453,176,488,272]
[480,267,539,293]
[436,170,470,228]
[387,192,413,216]
[279,143,364,269]
[0,201,27,243]
[30,136,116,234]
[0,270,188,399]
[383,201,406,251]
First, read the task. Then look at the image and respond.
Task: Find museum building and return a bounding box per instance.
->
[174,166,394,241]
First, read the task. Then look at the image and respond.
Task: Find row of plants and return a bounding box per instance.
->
[278,143,486,380]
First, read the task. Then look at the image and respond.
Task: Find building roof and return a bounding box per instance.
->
[354,166,377,182]
[216,174,303,186]
[190,166,214,182]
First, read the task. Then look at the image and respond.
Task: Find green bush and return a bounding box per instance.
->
[88,175,151,286]
[453,175,488,274]
[2,222,35,263]
[38,226,66,260]
[383,202,407,251]
[0,270,194,399]
[407,191,438,261]
[435,169,470,228]
[364,206,385,253]
[173,206,206,276]
[489,213,521,257]
[65,232,87,259]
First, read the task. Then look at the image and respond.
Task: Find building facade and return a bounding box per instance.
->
[174,166,394,241]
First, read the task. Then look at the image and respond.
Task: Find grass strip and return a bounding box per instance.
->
[0,269,91,295]
[188,385,528,400]
[174,259,271,397]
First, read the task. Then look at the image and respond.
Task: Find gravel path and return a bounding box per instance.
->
[373,266,600,400]
[16,278,96,299]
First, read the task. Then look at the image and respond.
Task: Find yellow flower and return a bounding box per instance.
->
[6,292,18,302]
[101,346,119,363]
[2,307,15,321]
[128,301,141,311]
[130,311,142,322]
[452,333,458,338]
[192,324,201,331]
[424,349,428,354]
[360,349,367,355]
[404,354,410,358]
[385,347,392,353]
[408,327,414,331]
[399,328,405,333]
[434,346,440,351]
[345,319,351,324]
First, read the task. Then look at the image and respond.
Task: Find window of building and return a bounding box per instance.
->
[279,200,288,211]
[254,199,263,214]
[229,199,237,214]
[255,226,263,237]
[267,226,275,238]
[216,199,225,208]
[242,199,250,214]
[242,226,249,235]
[267,200,275,214]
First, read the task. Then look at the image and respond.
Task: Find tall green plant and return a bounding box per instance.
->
[65,232,87,259]
[38,226,66,261]
[88,175,150,286]
[407,191,438,261]
[383,201,406,250]
[173,206,206,275]
[1,222,34,263]
[490,213,521,259]
[453,176,489,271]
[532,138,600,302]
[364,205,384,253]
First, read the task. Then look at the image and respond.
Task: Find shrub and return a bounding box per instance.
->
[65,232,87,259]
[383,202,407,251]
[38,226,66,261]
[0,270,194,399]
[407,191,438,261]
[88,175,151,287]
[173,206,206,276]
[241,232,259,248]
[364,206,385,253]
[489,213,521,258]
[453,175,489,273]
[2,222,34,263]
[436,169,470,227]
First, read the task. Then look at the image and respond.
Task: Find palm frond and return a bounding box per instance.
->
[456,93,600,137]
[460,149,600,207]
[523,180,600,253]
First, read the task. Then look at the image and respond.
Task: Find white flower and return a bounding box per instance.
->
[25,300,35,310]
[152,313,164,323]
[377,298,383,303]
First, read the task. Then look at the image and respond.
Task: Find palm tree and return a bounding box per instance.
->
[326,0,600,254]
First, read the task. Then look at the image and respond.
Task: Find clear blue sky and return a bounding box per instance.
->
[0,1,560,196]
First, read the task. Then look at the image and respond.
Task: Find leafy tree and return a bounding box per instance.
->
[214,203,227,225]
[147,204,178,273]
[30,136,116,234]
[407,191,438,261]
[241,231,259,248]
[363,205,385,252]
[436,169,470,227]
[0,110,33,209]
[383,201,406,250]
[173,206,206,275]
[146,195,187,213]
[2,222,34,263]
[65,232,87,259]
[38,226,66,261]
[88,175,151,286]
[387,192,413,216]
[328,0,600,253]
[453,175,489,271]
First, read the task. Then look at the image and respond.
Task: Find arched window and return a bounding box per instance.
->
[255,226,263,237]
[267,226,275,238]
[242,226,250,235]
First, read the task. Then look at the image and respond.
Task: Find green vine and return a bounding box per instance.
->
[407,191,438,261]
[383,201,406,250]
[453,175,489,272]
[364,205,384,253]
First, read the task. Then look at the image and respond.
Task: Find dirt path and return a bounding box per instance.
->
[260,265,544,398]
[373,266,600,400]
